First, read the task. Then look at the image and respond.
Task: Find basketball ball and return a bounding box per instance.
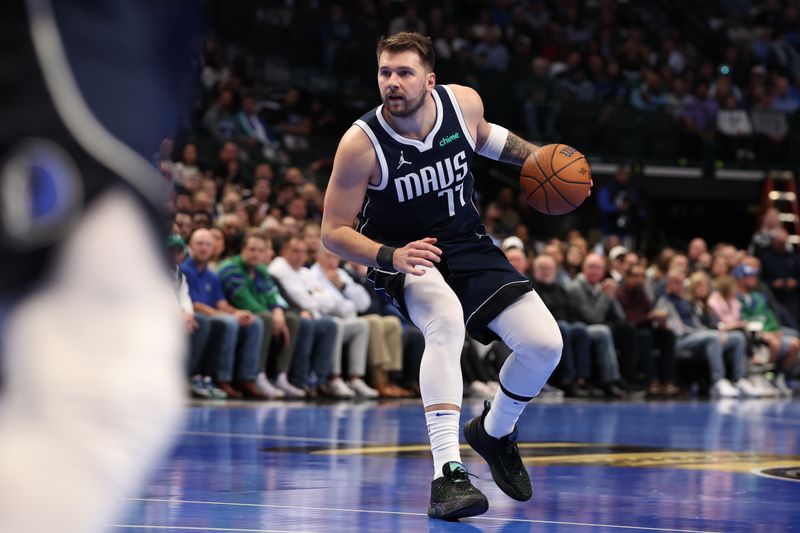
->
[520,144,592,215]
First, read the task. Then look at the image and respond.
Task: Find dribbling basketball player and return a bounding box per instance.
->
[321,32,565,519]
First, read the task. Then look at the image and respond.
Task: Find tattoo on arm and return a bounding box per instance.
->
[498,132,535,167]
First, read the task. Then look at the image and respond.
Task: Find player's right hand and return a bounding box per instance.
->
[393,237,442,276]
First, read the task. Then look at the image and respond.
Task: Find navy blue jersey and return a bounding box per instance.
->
[354,85,481,246]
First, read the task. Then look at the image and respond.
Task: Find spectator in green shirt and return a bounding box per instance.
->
[219,231,306,398]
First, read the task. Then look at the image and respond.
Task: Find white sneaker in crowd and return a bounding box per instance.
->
[326,377,357,398]
[773,374,794,398]
[541,383,565,398]
[256,372,286,399]
[711,378,740,398]
[469,380,494,399]
[348,377,380,398]
[735,378,762,398]
[275,372,306,398]
[750,374,780,397]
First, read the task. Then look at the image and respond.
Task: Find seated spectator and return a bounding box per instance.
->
[203,88,237,143]
[608,245,628,282]
[716,95,753,162]
[616,264,679,397]
[630,69,668,112]
[174,211,194,242]
[345,261,422,397]
[757,228,800,322]
[597,166,645,249]
[656,269,754,398]
[563,243,585,281]
[681,81,718,161]
[749,207,785,256]
[236,94,285,163]
[181,229,267,399]
[751,91,789,165]
[174,143,201,185]
[530,254,594,398]
[269,237,372,398]
[168,234,220,399]
[207,226,227,272]
[311,246,383,399]
[218,232,306,398]
[275,88,312,151]
[518,56,560,142]
[687,238,709,273]
[735,264,797,395]
[565,253,629,398]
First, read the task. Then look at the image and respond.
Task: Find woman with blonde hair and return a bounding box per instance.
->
[707,275,747,331]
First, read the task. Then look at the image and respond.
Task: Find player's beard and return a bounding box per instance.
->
[383,89,427,118]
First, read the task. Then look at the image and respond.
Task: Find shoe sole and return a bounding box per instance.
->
[427,494,488,520]
[464,417,532,502]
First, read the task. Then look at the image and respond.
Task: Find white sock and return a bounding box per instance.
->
[484,387,530,439]
[425,410,461,479]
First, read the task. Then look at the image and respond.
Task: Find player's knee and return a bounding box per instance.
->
[517,322,563,371]
[423,314,465,355]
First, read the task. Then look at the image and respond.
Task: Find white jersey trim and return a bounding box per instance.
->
[354,120,389,191]
[442,85,476,151]
[25,0,167,207]
[374,89,444,152]
[465,280,531,328]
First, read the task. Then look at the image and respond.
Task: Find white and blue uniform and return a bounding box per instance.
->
[355,85,531,344]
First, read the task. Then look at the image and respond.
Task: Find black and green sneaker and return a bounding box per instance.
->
[427,461,489,520]
[464,399,532,501]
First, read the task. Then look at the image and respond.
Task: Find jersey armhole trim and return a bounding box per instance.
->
[354,120,389,191]
[442,85,476,151]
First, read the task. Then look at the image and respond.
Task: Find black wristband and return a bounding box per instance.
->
[376,245,397,270]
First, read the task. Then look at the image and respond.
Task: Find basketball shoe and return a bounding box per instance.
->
[464,399,532,501]
[427,462,488,520]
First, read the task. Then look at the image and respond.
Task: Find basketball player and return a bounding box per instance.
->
[321,32,567,519]
[0,1,201,532]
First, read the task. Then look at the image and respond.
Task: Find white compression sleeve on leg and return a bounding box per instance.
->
[476,123,509,161]
[404,266,466,408]
[484,291,563,438]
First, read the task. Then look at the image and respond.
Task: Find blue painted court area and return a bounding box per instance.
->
[115,399,800,533]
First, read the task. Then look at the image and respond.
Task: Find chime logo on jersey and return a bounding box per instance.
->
[394,150,468,203]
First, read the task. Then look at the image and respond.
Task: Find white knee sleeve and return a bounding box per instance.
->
[489,291,563,398]
[405,267,466,408]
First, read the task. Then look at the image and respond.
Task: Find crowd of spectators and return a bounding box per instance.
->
[157,1,800,402]
[210,0,800,169]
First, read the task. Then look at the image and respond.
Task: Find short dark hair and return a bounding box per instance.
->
[376,32,435,71]
[241,229,269,252]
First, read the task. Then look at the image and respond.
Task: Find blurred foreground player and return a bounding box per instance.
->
[322,32,570,519]
[0,1,201,532]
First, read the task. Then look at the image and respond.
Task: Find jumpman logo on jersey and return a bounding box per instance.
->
[397,151,412,169]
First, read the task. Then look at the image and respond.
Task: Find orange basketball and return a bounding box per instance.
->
[520,144,592,215]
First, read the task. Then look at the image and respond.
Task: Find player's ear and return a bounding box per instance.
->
[426,71,436,90]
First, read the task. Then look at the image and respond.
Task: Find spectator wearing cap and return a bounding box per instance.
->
[501,236,532,277]
[608,245,628,282]
[168,233,220,399]
[735,263,798,395]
